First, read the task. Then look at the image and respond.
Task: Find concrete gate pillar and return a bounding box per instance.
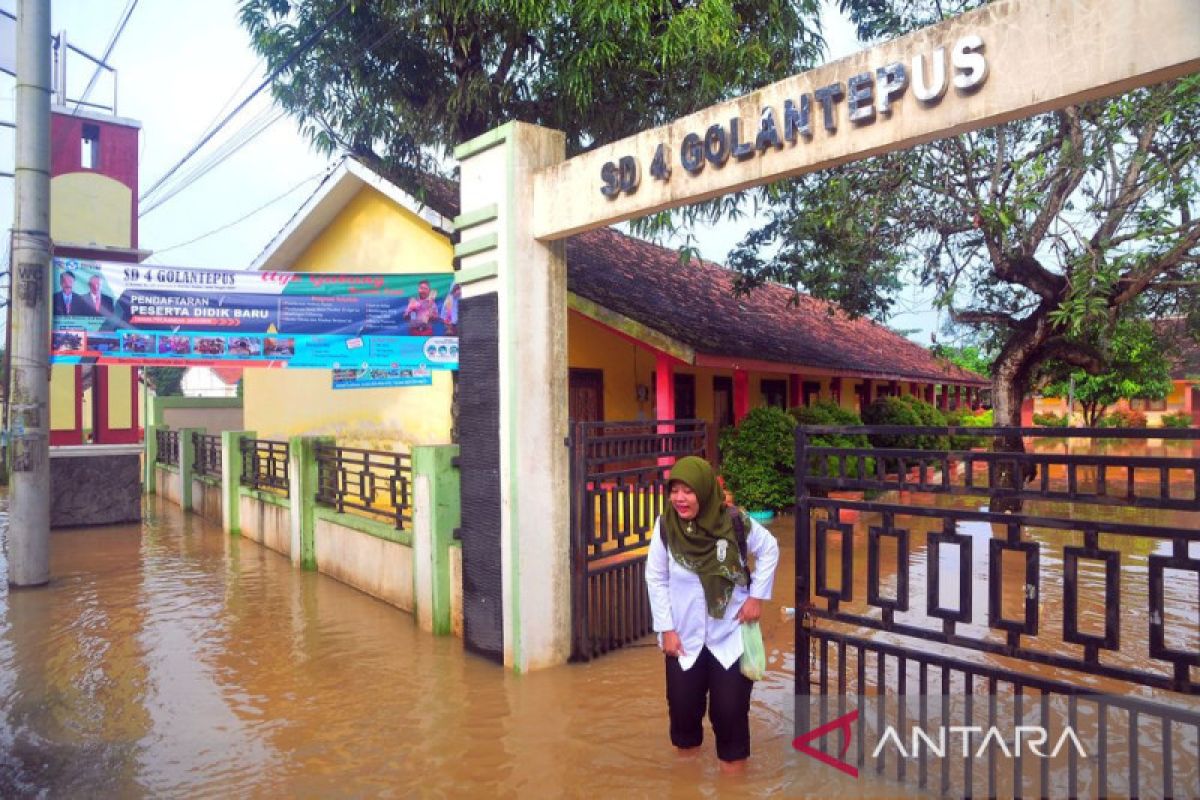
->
[453,122,570,671]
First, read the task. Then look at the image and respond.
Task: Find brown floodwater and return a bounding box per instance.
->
[1,494,911,799]
[1,438,1195,797]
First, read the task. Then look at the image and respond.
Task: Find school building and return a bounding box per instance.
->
[243,157,986,453]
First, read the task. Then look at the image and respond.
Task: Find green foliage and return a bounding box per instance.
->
[1160,411,1192,428]
[240,0,827,182]
[1041,320,1174,426]
[945,407,992,448]
[930,344,994,377]
[790,400,872,479]
[145,367,185,397]
[861,395,948,451]
[727,2,1200,423]
[1032,411,1070,428]
[1098,406,1148,428]
[718,406,796,511]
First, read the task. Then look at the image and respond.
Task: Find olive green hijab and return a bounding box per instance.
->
[662,456,749,618]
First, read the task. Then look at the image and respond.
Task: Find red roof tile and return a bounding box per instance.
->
[564,227,988,386]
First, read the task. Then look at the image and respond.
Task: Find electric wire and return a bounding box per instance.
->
[139,105,285,217]
[74,0,139,112]
[138,0,352,206]
[149,167,331,257]
[140,13,408,221]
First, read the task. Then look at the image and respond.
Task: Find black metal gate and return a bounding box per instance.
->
[795,425,1199,798]
[568,419,707,661]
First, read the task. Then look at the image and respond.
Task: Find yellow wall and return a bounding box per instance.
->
[50,365,77,431]
[243,185,455,449]
[107,366,134,428]
[50,173,132,248]
[1033,379,1194,425]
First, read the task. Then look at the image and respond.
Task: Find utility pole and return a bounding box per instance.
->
[7,0,52,587]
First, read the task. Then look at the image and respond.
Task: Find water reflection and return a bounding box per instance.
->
[1,495,900,798]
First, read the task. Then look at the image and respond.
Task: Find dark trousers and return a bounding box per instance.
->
[665,646,754,762]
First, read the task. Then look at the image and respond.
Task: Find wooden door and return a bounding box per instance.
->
[568,368,604,423]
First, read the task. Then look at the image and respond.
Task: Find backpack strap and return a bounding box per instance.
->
[728,506,751,579]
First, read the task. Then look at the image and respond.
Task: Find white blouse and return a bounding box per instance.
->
[645,515,780,671]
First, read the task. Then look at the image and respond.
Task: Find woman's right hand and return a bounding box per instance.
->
[662,630,686,658]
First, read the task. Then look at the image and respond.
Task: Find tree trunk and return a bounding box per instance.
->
[989,320,1051,511]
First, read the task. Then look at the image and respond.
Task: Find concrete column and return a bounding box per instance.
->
[178,427,202,512]
[455,121,569,671]
[733,369,750,422]
[288,435,332,570]
[412,444,460,636]
[221,430,254,536]
[144,414,158,495]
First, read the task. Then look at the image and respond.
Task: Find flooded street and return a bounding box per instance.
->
[0,495,879,798]
[1,438,1194,797]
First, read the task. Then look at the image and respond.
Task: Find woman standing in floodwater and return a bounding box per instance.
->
[645,456,780,774]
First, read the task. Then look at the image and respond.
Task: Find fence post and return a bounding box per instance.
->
[222,431,254,536]
[412,444,460,635]
[794,426,812,738]
[144,417,159,495]
[289,436,331,571]
[178,427,203,512]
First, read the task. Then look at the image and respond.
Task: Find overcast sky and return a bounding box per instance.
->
[1,0,939,343]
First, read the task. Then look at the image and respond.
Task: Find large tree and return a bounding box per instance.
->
[727,0,1200,440]
[1038,319,1174,426]
[240,0,828,187]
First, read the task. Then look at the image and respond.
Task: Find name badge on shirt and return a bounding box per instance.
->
[716,540,728,563]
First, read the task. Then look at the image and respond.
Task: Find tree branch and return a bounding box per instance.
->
[1036,337,1106,373]
[949,308,1019,328]
[1026,109,1088,250]
[994,253,1068,301]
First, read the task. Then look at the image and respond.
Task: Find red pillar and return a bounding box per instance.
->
[733,369,750,423]
[656,354,676,467]
[831,377,842,406]
[889,380,900,397]
[788,374,802,409]
[939,385,950,412]
[655,353,675,422]
[954,385,963,410]
[1020,397,1035,427]
[924,384,935,404]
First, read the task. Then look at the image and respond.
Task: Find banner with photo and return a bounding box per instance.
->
[49,258,460,371]
[332,366,434,390]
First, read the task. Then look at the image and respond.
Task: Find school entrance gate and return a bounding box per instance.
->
[566,419,707,661]
[794,424,1199,797]
[450,0,1200,674]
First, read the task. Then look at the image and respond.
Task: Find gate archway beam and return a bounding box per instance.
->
[533,0,1200,241]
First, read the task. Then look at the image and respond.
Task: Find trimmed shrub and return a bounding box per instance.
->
[790,401,873,480]
[1098,406,1148,428]
[1160,411,1192,428]
[1032,411,1070,428]
[946,407,992,448]
[719,406,796,511]
[861,395,948,451]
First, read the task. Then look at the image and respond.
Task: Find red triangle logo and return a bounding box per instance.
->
[792,709,859,778]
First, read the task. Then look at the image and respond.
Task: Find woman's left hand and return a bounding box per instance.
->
[737,597,762,623]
